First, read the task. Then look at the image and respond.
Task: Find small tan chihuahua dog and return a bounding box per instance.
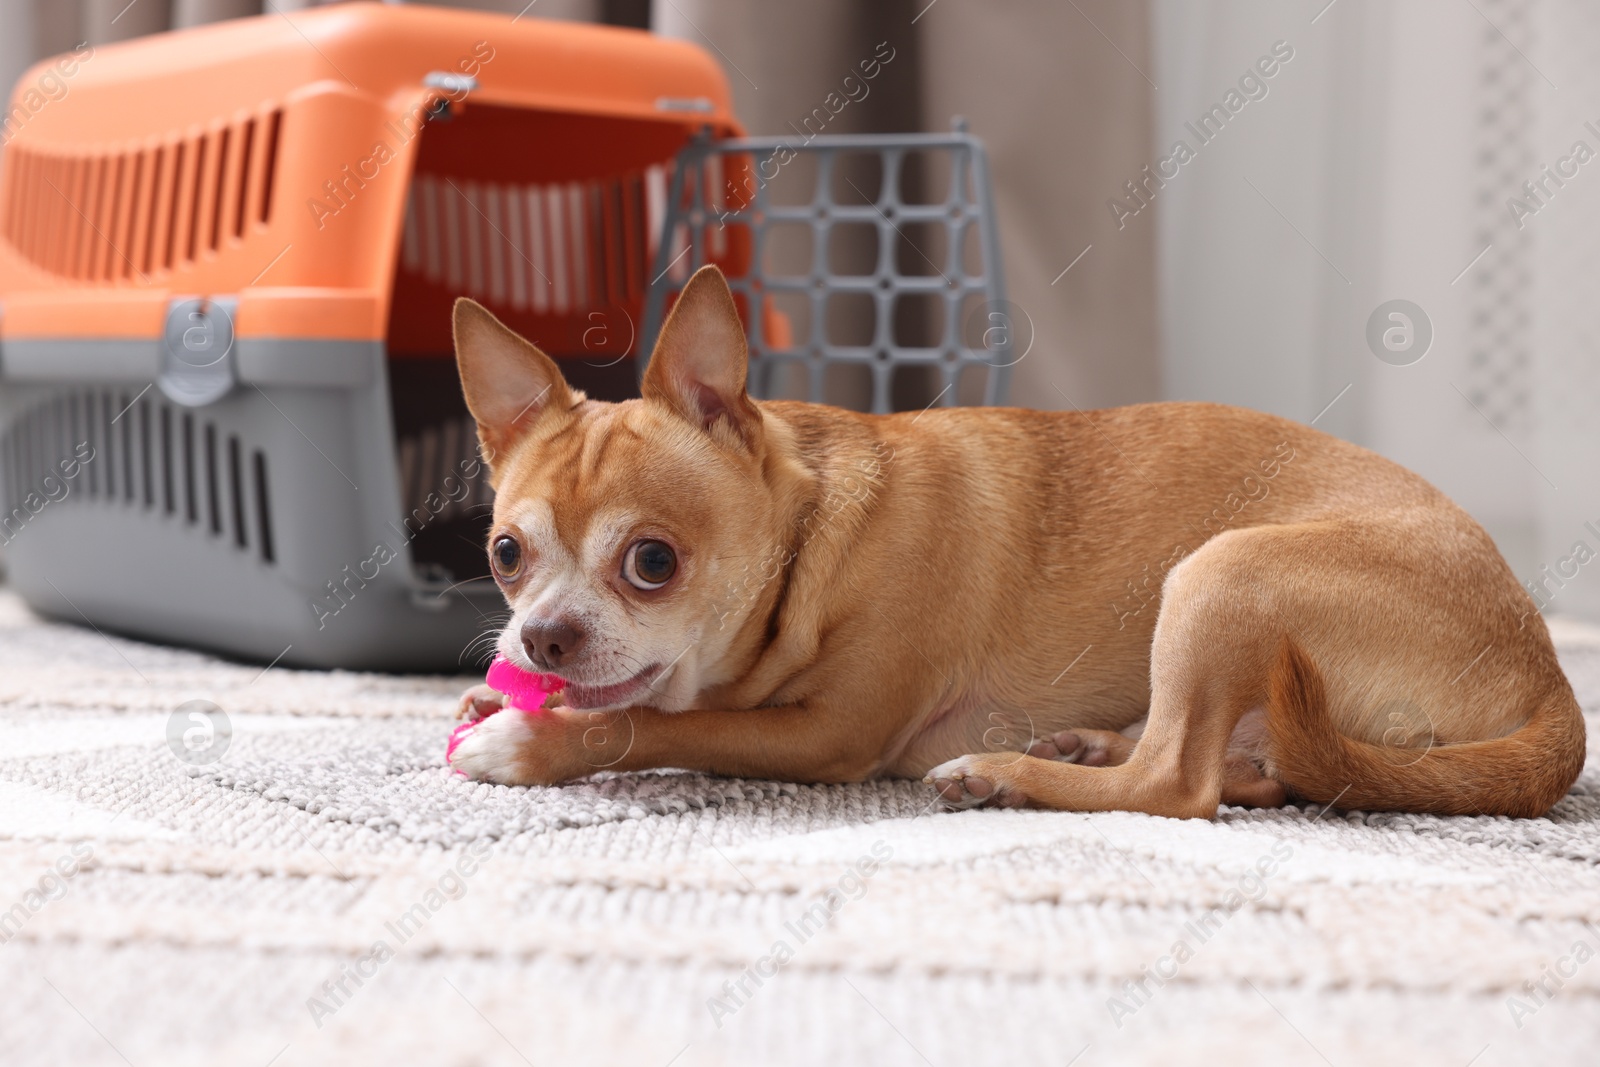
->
[447,265,1584,819]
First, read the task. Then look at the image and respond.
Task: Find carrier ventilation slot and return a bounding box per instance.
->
[0,390,276,565]
[0,107,285,280]
[399,166,670,315]
[226,434,246,549]
[253,449,275,564]
[210,126,232,253]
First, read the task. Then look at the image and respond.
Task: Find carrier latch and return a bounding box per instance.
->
[159,297,239,407]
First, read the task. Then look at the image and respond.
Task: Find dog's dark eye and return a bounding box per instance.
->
[491,536,522,581]
[623,540,676,590]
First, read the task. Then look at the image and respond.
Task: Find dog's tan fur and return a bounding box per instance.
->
[446,265,1586,819]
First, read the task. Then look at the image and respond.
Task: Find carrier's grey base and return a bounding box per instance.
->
[12,548,502,673]
[0,341,502,673]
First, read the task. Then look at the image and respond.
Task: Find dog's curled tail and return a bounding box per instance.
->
[1264,637,1586,818]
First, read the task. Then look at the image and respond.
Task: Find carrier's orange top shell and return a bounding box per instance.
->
[0,2,739,343]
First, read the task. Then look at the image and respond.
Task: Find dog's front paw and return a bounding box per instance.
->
[457,683,509,722]
[448,708,580,786]
[924,753,1030,810]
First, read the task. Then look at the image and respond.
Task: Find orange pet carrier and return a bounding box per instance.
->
[0,3,1012,669]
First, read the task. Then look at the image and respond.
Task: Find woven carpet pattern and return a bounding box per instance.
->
[1,590,1597,1066]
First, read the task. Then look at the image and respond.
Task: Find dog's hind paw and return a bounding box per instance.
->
[924,754,1030,810]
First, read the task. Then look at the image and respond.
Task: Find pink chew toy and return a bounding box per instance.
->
[484,654,564,711]
[446,655,564,765]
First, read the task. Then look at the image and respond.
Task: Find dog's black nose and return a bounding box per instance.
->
[521,617,586,670]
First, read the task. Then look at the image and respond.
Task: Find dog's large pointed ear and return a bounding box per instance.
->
[642,265,761,449]
[453,298,572,467]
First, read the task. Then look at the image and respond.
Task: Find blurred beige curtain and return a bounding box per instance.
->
[174,0,265,27]
[0,0,234,87]
[0,0,608,64]
[655,0,1162,410]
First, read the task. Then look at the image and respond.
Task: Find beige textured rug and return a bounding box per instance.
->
[1,587,1598,1067]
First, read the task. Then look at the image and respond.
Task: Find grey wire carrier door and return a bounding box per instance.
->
[640,127,1015,414]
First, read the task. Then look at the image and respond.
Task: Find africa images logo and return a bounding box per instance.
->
[1365,299,1432,367]
[166,700,232,766]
